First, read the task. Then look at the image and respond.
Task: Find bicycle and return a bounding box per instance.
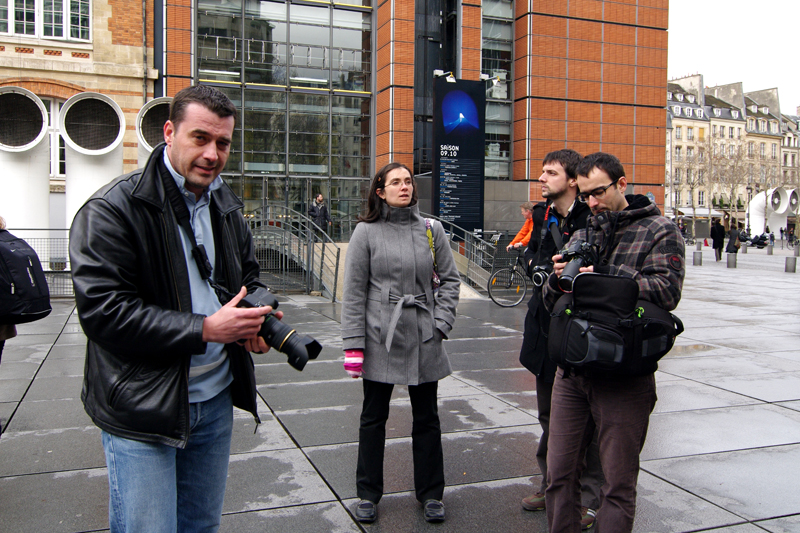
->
[683,235,696,246]
[788,235,797,249]
[488,248,529,307]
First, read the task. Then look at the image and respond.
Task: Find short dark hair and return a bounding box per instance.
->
[575,152,625,181]
[169,85,237,128]
[359,162,417,223]
[542,149,582,179]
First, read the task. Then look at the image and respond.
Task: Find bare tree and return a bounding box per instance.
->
[703,137,750,229]
[674,144,703,237]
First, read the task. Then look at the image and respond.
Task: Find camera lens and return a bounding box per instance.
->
[558,258,584,292]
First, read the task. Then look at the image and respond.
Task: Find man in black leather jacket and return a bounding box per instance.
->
[518,149,603,529]
[70,86,274,532]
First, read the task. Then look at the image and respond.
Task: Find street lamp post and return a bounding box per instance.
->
[673,179,680,222]
[746,184,753,234]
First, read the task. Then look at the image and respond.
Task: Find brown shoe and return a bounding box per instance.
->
[580,507,596,530]
[521,492,546,511]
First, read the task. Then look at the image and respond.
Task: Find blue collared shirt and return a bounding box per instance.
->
[163,151,233,403]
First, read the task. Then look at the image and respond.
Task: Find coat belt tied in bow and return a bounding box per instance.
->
[385,292,433,351]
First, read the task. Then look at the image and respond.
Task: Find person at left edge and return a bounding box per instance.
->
[341,162,460,524]
[69,85,277,533]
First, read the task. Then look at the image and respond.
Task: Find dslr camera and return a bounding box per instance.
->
[557,240,599,292]
[529,265,551,288]
[238,287,322,371]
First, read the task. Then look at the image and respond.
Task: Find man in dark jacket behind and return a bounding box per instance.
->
[518,149,602,529]
[309,193,332,235]
[69,85,276,532]
[543,152,685,533]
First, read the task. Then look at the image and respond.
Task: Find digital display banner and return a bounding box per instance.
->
[432,77,486,234]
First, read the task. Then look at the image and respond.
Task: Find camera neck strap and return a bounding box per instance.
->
[538,204,565,264]
[159,163,236,301]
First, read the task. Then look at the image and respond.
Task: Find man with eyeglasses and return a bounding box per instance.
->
[518,149,602,530]
[542,152,685,533]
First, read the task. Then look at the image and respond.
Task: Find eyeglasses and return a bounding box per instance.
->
[577,179,619,203]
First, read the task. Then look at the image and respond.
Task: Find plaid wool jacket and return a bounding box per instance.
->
[543,195,685,312]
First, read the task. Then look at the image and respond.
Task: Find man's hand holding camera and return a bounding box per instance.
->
[551,254,594,277]
[202,286,283,353]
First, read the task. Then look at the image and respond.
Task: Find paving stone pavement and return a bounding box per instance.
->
[0,244,798,532]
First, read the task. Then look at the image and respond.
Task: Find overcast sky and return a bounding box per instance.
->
[668,0,800,116]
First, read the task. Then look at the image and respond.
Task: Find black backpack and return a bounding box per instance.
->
[0,229,52,324]
[547,273,683,376]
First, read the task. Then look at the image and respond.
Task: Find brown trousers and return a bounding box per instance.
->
[545,369,657,533]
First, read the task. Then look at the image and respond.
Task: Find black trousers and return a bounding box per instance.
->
[356,379,445,504]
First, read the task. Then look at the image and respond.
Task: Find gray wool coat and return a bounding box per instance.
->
[341,203,460,385]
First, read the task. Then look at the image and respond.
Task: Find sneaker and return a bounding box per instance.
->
[521,492,546,511]
[580,507,596,530]
[423,499,446,523]
[355,500,376,523]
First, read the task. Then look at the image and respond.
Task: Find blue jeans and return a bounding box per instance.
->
[102,386,233,533]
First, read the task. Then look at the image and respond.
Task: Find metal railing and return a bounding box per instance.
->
[9,212,342,302]
[248,204,341,301]
[418,214,508,296]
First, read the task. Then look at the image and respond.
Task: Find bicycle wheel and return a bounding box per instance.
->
[488,268,528,307]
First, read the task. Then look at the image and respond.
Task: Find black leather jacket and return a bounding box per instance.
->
[69,144,264,448]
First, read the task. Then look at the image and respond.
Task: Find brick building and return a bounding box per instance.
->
[0,0,669,232]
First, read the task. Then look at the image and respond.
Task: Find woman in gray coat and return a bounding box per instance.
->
[341,162,460,524]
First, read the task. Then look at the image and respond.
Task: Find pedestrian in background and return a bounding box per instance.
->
[726,223,741,254]
[710,218,725,262]
[341,162,460,524]
[309,193,332,236]
[506,202,535,251]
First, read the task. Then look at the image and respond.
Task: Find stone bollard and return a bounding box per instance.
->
[727,253,737,268]
[787,257,797,273]
[767,244,773,255]
[693,250,702,266]
[696,241,702,251]
[742,243,747,254]
[795,246,799,257]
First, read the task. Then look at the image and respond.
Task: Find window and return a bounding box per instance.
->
[729,127,734,138]
[738,127,742,139]
[687,147,694,159]
[687,127,694,141]
[0,0,90,40]
[772,144,777,159]
[785,154,789,166]
[759,119,766,132]
[674,169,681,183]
[696,109,704,118]
[732,110,739,119]
[698,170,704,184]
[714,109,721,117]
[699,128,705,141]
[676,190,681,204]
[676,94,684,102]
[712,125,717,137]
[675,126,682,140]
[760,143,766,158]
[748,142,754,157]
[675,146,682,161]
[686,169,692,183]
[673,106,681,116]
[771,121,778,133]
[748,118,755,130]
[698,191,705,206]
[39,98,66,179]
[667,92,673,100]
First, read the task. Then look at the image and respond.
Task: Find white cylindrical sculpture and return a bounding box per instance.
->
[788,188,799,216]
[136,97,171,166]
[0,87,51,232]
[747,188,790,235]
[59,92,126,226]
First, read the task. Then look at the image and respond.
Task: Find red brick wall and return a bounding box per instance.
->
[375,0,415,169]
[515,0,669,207]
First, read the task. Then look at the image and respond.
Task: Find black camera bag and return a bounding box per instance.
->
[547,273,683,376]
